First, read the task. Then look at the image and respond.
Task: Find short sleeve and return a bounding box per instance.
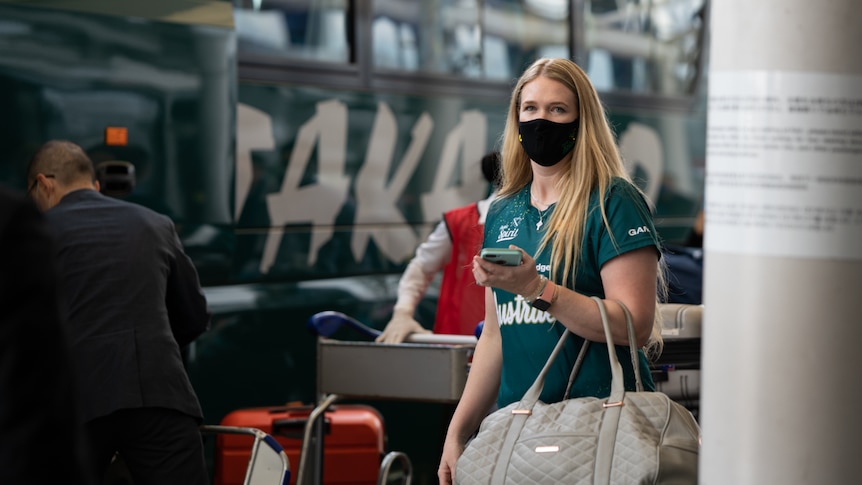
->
[594,179,661,268]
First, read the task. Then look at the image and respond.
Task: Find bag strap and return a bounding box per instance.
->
[516,298,642,409]
[592,296,641,485]
[563,338,590,399]
[593,296,628,403]
[565,300,642,397]
[617,300,644,392]
[513,326,572,410]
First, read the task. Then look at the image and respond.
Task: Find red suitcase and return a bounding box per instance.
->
[214,404,385,485]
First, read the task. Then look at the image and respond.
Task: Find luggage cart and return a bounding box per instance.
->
[202,424,291,485]
[297,312,477,485]
[651,303,703,418]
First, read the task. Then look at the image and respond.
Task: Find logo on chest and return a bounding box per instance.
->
[496,216,523,243]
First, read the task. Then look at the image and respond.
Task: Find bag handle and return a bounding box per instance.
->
[593,296,644,484]
[515,297,640,411]
[618,299,644,392]
[593,296,628,405]
[513,324,573,411]
[563,338,590,399]
[563,299,642,398]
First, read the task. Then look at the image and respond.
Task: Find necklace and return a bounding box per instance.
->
[531,195,554,230]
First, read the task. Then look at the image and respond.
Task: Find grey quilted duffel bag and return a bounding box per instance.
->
[455,297,700,484]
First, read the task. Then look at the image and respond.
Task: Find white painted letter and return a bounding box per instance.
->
[352,102,433,262]
[260,99,350,272]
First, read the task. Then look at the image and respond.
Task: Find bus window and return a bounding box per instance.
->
[233,0,350,63]
[373,0,570,80]
[585,0,706,95]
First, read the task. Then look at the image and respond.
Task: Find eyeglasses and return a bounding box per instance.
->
[27,174,54,196]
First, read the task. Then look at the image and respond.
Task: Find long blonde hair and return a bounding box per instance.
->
[498,58,664,356]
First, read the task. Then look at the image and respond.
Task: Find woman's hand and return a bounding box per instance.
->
[472,245,543,298]
[438,436,466,484]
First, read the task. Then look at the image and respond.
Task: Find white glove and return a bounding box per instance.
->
[375,309,432,344]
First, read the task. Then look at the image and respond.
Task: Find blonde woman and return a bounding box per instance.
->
[438,58,665,484]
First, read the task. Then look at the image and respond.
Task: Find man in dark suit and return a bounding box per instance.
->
[0,186,92,485]
[27,140,211,485]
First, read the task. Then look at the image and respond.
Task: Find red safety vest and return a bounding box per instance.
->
[434,203,485,336]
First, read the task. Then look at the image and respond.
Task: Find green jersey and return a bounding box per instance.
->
[484,178,660,407]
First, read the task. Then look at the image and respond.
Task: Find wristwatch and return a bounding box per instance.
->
[531,279,556,311]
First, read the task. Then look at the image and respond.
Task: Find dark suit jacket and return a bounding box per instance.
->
[0,186,91,484]
[45,189,210,423]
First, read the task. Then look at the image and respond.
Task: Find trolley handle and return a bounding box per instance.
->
[272,417,331,440]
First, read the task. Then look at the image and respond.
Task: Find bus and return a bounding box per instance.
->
[0,0,708,481]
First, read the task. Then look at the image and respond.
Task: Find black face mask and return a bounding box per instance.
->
[518,118,579,167]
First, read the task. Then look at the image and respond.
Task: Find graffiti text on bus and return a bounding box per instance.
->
[235,100,488,273]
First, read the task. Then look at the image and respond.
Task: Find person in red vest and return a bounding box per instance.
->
[376,152,500,343]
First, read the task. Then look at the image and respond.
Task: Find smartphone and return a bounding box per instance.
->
[480,248,522,266]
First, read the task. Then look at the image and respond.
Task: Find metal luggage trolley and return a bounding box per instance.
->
[651,303,704,418]
[298,311,478,485]
[201,425,291,485]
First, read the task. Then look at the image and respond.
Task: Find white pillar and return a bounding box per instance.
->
[701,1,862,484]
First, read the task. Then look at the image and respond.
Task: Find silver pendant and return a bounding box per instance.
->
[536,219,543,230]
